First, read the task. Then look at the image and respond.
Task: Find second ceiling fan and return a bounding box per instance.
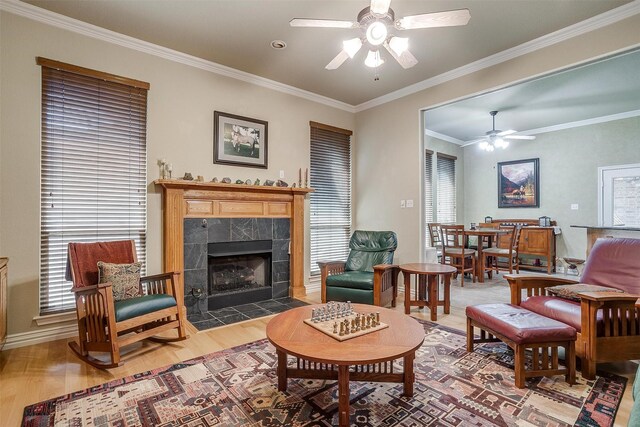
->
[290,0,470,70]
[463,111,536,151]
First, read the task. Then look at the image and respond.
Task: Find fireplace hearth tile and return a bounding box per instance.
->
[208,307,239,318]
[241,308,273,319]
[255,218,273,240]
[184,218,208,244]
[216,312,250,324]
[272,282,289,299]
[255,299,287,310]
[208,218,231,242]
[191,317,225,330]
[233,303,262,313]
[187,310,213,323]
[184,243,206,270]
[231,218,254,241]
[273,218,290,239]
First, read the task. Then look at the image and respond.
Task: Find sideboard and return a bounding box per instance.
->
[482,219,557,274]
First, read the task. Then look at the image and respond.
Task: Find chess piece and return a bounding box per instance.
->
[222,177,231,184]
[339,323,345,336]
[376,312,380,325]
[333,322,338,334]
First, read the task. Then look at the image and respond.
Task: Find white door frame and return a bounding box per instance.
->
[597,163,640,226]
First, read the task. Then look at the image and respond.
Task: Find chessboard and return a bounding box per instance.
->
[303,314,388,342]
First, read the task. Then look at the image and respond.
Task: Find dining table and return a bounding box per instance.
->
[464,228,510,283]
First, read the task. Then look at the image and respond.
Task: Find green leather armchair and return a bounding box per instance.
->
[318,230,399,307]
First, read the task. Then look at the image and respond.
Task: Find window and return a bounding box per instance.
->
[38,58,149,314]
[600,164,640,227]
[424,150,434,244]
[436,154,456,224]
[309,122,352,276]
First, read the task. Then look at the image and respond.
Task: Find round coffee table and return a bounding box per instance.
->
[400,263,457,320]
[266,304,424,427]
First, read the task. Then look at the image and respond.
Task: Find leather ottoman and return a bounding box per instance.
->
[466,303,576,388]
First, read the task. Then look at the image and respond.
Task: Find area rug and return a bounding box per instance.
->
[22,321,625,427]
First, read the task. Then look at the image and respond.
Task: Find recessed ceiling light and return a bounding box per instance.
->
[271,40,287,49]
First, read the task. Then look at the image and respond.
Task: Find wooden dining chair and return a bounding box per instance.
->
[482,225,522,276]
[427,223,443,262]
[440,224,476,286]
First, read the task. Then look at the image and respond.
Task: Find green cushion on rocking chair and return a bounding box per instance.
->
[114,294,177,322]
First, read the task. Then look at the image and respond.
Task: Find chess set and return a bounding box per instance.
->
[303,301,388,341]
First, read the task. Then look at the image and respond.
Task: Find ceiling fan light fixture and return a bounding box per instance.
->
[364,49,384,67]
[343,38,363,58]
[388,36,408,55]
[370,0,391,16]
[366,21,388,46]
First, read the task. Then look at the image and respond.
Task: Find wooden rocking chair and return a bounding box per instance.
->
[67,240,188,368]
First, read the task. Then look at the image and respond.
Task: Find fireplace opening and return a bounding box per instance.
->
[207,240,272,309]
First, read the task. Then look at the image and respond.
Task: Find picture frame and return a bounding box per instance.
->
[497,158,540,208]
[214,111,268,168]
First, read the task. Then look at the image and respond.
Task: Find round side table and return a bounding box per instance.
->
[399,263,456,321]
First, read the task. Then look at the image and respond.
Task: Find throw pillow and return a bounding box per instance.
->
[547,283,624,302]
[98,261,142,301]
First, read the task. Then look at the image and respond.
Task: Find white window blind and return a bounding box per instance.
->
[437,154,456,224]
[39,58,149,315]
[309,122,352,276]
[424,150,434,244]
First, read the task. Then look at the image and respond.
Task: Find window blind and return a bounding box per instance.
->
[309,123,352,276]
[39,59,149,315]
[424,150,434,245]
[437,154,456,224]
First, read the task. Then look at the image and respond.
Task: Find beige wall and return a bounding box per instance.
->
[0,12,355,336]
[463,116,640,260]
[354,14,640,266]
[425,134,465,224]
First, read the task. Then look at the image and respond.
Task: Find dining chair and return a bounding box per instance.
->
[482,225,522,276]
[427,223,443,262]
[440,224,476,286]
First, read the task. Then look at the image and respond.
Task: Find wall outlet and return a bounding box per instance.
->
[279,170,285,178]
[571,203,579,210]
[406,199,414,208]
[400,200,406,208]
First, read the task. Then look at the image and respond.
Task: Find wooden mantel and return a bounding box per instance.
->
[153,179,313,298]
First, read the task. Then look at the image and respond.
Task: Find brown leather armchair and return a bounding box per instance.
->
[506,237,640,379]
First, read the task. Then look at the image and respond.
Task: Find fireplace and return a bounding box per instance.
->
[207,240,272,309]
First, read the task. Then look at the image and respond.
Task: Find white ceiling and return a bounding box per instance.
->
[20,0,633,106]
[425,48,640,143]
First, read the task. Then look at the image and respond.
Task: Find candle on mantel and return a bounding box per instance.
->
[298,168,302,185]
[305,168,308,187]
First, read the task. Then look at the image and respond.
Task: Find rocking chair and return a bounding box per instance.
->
[66,240,187,368]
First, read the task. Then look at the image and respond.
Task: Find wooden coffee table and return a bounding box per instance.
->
[266,304,425,427]
[400,263,457,320]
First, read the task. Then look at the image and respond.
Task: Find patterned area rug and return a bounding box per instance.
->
[22,321,625,426]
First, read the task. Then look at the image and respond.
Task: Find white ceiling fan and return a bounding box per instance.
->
[462,111,536,151]
[290,0,470,70]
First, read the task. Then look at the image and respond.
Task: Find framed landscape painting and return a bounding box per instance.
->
[497,158,540,208]
[214,111,268,168]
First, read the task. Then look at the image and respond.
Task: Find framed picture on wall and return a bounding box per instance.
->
[497,158,540,208]
[214,111,268,168]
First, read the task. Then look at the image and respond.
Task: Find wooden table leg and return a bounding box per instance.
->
[428,274,438,321]
[418,274,426,308]
[338,364,350,427]
[477,244,485,283]
[276,349,287,392]
[403,272,411,314]
[443,273,451,314]
[403,352,415,397]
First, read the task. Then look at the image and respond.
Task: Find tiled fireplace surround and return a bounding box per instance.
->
[183,217,291,316]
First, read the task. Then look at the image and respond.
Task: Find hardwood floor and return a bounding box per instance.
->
[0,276,636,426]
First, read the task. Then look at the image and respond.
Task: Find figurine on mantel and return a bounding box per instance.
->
[245,179,252,185]
[182,172,194,181]
[211,177,219,183]
[276,179,288,187]
[222,177,231,184]
[254,178,261,186]
[264,179,275,186]
[235,179,244,184]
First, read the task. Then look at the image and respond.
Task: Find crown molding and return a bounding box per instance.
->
[0,0,356,113]
[424,129,464,145]
[2,0,639,114]
[354,0,640,112]
[521,109,640,136]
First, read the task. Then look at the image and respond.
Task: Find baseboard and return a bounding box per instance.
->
[3,324,78,350]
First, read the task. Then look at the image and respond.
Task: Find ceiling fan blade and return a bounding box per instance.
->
[504,135,536,140]
[497,129,517,136]
[383,42,418,69]
[325,50,350,70]
[290,18,357,28]
[396,9,471,30]
[370,0,391,15]
[461,138,485,147]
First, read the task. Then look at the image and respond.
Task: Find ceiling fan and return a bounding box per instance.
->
[290,0,470,70]
[462,111,536,151]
